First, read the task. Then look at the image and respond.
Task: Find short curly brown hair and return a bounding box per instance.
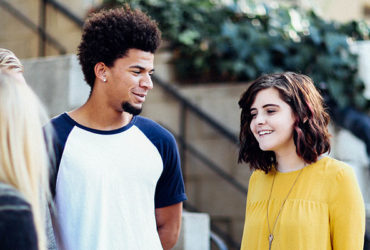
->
[238,72,331,173]
[78,6,161,88]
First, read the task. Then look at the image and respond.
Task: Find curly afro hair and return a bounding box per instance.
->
[78,6,161,88]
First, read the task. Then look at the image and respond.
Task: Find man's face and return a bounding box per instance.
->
[105,49,154,115]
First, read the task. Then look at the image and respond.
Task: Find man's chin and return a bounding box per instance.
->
[122,102,142,116]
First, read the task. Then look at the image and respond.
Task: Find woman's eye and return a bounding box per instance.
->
[250,113,257,118]
[267,110,276,114]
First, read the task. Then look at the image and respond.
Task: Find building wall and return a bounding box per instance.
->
[257,0,370,23]
[0,0,101,59]
[308,0,370,23]
[0,0,40,58]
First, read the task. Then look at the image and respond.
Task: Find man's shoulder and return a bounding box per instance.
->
[45,113,75,139]
[134,116,177,146]
[49,113,73,128]
[134,116,162,128]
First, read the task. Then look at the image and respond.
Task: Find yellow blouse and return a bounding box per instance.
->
[241,157,365,250]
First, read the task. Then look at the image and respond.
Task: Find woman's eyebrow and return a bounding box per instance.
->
[262,104,279,108]
[250,104,279,111]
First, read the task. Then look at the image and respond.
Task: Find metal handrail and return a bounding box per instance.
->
[211,232,229,250]
[152,75,240,146]
[153,77,245,249]
[166,126,247,195]
[0,0,66,54]
[45,0,84,27]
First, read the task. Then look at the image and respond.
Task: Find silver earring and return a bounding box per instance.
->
[103,78,107,82]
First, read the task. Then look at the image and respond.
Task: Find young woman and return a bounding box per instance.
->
[238,72,365,250]
[0,69,50,250]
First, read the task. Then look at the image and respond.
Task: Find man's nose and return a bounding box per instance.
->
[140,74,153,90]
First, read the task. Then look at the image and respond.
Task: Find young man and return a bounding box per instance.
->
[49,7,186,250]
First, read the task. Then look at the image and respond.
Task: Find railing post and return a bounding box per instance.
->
[179,101,187,182]
[39,0,47,57]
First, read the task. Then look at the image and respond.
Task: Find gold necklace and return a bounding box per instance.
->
[266,167,304,250]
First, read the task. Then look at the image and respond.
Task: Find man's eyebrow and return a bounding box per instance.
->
[129,65,155,72]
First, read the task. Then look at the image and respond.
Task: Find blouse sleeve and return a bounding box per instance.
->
[246,171,257,201]
[329,166,365,250]
[0,202,38,250]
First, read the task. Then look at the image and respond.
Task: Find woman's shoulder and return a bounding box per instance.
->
[0,182,31,211]
[310,156,357,183]
[0,183,38,250]
[312,156,352,173]
[249,169,273,185]
[250,169,269,178]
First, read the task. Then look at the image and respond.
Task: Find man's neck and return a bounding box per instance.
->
[68,100,133,131]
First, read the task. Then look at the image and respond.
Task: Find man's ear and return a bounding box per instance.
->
[94,62,107,83]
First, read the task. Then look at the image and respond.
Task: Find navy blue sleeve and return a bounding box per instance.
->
[44,113,75,197]
[135,116,187,208]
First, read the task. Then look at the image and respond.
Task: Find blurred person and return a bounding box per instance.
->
[47,6,186,250]
[0,69,50,250]
[0,47,57,250]
[0,48,23,72]
[238,72,365,250]
[0,48,26,83]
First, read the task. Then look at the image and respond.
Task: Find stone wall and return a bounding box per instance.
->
[22,54,89,117]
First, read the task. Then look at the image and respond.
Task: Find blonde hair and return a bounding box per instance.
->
[0,69,49,250]
[0,48,24,73]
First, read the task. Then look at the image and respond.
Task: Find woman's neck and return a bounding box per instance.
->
[275,152,306,173]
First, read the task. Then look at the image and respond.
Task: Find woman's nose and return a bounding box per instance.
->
[255,113,266,125]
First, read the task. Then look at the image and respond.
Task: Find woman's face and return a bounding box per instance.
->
[249,87,296,156]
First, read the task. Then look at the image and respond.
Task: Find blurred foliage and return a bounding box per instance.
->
[99,0,370,112]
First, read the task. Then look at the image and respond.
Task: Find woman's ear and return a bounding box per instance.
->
[94,62,107,83]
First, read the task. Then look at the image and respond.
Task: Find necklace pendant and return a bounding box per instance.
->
[269,234,274,250]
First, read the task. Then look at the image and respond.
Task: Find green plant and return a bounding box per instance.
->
[99,0,370,112]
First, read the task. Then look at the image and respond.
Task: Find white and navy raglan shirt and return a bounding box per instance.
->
[48,113,187,250]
